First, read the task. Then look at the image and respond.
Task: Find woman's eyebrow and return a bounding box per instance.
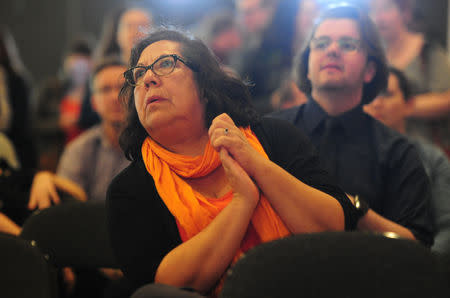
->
[137,54,172,66]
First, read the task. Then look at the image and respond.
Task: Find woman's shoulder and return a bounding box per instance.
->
[252,116,316,166]
[108,157,152,194]
[253,116,312,148]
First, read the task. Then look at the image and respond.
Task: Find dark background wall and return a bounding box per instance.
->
[0,0,447,84]
[0,0,233,83]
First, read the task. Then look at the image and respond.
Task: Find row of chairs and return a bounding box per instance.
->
[221,232,450,298]
[0,202,117,298]
[1,202,449,297]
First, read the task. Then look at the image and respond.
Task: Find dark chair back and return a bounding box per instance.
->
[0,232,58,298]
[220,231,448,298]
[20,201,118,268]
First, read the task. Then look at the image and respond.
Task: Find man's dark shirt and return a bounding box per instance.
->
[270,98,433,245]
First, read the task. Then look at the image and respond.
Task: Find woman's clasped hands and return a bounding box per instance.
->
[208,113,261,205]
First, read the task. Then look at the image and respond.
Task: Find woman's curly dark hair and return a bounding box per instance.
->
[119,27,259,161]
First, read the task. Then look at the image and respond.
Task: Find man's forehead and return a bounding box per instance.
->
[94,66,126,84]
[96,66,126,76]
[313,18,361,38]
[236,0,272,11]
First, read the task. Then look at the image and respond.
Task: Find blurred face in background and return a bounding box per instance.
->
[117,9,152,59]
[236,0,276,34]
[63,54,92,87]
[370,0,408,42]
[364,72,413,131]
[91,65,127,126]
[295,0,320,47]
[211,27,242,60]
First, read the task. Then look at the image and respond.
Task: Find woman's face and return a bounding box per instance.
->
[364,73,412,130]
[117,9,152,57]
[295,0,319,43]
[211,27,242,58]
[133,40,206,139]
[370,0,406,41]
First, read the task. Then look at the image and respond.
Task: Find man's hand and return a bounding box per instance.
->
[28,171,61,210]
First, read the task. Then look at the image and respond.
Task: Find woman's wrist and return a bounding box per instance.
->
[245,150,269,179]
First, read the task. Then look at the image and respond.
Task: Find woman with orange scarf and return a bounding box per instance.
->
[106,28,358,297]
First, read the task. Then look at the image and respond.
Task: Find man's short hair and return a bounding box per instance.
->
[295,4,389,104]
[90,56,126,88]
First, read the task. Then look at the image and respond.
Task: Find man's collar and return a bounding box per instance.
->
[303,97,328,135]
[304,96,370,137]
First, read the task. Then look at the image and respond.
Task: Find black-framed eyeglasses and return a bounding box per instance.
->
[124,54,194,87]
[310,37,362,52]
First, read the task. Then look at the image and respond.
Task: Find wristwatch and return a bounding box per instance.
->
[354,195,369,219]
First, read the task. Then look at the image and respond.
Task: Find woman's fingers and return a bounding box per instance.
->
[209,113,260,177]
[220,148,259,205]
[209,114,246,152]
[208,113,237,139]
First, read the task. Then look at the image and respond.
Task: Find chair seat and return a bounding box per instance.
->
[220,231,449,298]
[20,201,118,268]
[0,232,58,298]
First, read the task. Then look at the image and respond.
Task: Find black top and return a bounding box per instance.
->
[106,117,358,290]
[5,71,36,169]
[270,99,433,245]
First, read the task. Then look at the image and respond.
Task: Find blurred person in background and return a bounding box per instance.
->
[369,0,450,155]
[0,25,36,169]
[234,0,278,36]
[58,39,93,144]
[78,5,153,131]
[29,57,129,208]
[269,0,321,111]
[293,0,321,53]
[35,37,94,171]
[0,131,86,237]
[194,11,242,65]
[94,5,153,64]
[270,78,307,110]
[364,67,450,254]
[0,132,30,236]
[231,0,298,114]
[30,57,132,296]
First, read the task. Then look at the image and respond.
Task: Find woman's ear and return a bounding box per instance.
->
[404,96,415,116]
[363,61,376,84]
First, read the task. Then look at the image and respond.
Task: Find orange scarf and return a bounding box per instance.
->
[141,127,290,292]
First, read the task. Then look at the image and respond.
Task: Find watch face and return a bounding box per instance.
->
[354,195,369,219]
[381,232,402,239]
[355,196,361,209]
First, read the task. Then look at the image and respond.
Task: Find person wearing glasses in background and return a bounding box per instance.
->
[106,28,358,297]
[270,5,433,245]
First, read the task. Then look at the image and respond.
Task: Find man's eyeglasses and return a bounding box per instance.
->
[310,37,362,52]
[124,54,194,87]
